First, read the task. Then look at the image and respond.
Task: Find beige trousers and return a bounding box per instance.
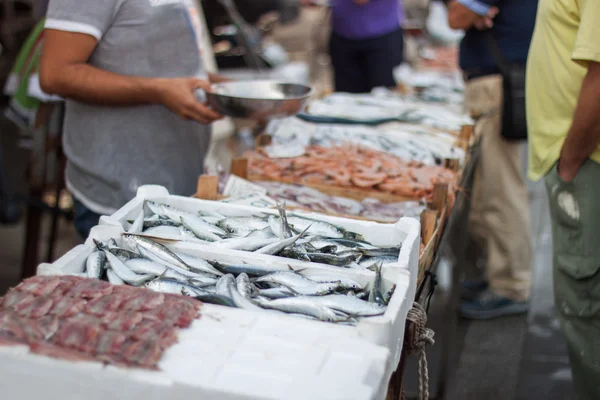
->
[465,75,532,301]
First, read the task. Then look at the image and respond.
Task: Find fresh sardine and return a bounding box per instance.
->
[214,236,278,251]
[212,262,291,277]
[216,274,235,300]
[102,248,154,286]
[86,251,106,279]
[144,278,204,297]
[180,216,222,242]
[256,297,349,322]
[128,210,145,234]
[236,273,254,298]
[195,293,236,307]
[255,226,309,255]
[369,262,384,305]
[258,287,297,299]
[123,234,192,272]
[106,269,125,285]
[311,295,386,316]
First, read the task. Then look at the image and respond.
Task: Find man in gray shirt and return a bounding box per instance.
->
[40,0,225,238]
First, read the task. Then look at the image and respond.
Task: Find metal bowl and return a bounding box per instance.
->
[207,81,313,120]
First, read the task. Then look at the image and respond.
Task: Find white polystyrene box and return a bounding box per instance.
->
[27,185,420,399]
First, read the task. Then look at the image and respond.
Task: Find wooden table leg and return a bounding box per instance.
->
[21,185,43,279]
[45,144,66,262]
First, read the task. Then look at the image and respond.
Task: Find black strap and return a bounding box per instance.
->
[485,31,510,75]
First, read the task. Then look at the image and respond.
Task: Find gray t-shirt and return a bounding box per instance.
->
[46,0,212,214]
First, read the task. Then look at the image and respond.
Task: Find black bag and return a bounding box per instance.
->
[486,32,528,141]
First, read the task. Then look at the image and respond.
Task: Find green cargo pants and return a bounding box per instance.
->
[545,159,600,400]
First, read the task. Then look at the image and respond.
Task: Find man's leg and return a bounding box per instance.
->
[545,159,600,400]
[364,28,404,91]
[460,75,532,319]
[329,32,369,93]
[72,198,101,240]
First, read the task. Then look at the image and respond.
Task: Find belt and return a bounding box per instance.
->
[463,67,501,81]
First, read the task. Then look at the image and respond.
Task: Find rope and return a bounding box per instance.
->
[405,302,436,400]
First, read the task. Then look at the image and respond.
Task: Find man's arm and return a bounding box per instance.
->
[447,0,498,30]
[40,30,222,124]
[558,62,600,181]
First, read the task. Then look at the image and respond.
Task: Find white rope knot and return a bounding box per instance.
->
[406,302,435,400]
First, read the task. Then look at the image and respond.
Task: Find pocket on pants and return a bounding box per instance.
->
[555,254,600,318]
[545,163,583,254]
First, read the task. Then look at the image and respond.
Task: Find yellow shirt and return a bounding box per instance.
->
[526,0,600,181]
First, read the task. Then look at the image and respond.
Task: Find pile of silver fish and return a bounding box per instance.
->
[267,117,464,166]
[84,233,394,324]
[123,201,401,270]
[305,93,472,132]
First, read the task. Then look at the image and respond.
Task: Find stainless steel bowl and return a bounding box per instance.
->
[207,81,313,120]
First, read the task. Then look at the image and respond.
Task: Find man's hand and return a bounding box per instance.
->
[208,73,232,84]
[557,61,600,182]
[474,6,499,30]
[154,78,223,124]
[447,1,497,31]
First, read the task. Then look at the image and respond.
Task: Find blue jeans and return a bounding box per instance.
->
[73,199,101,240]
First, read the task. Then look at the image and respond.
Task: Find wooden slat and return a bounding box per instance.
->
[231,158,249,179]
[420,209,438,246]
[429,183,449,212]
[195,175,219,200]
[256,134,272,147]
[443,158,460,172]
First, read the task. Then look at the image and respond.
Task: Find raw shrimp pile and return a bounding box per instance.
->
[247,145,457,199]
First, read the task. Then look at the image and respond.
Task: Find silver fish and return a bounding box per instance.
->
[198,209,226,219]
[258,287,297,299]
[212,262,291,277]
[359,256,398,269]
[311,295,386,316]
[255,226,309,255]
[236,273,253,298]
[245,227,276,240]
[125,258,217,285]
[229,280,264,311]
[173,252,224,276]
[86,251,106,279]
[369,262,384,304]
[144,225,183,238]
[268,215,285,240]
[214,236,278,251]
[147,201,226,235]
[106,269,125,285]
[256,271,318,288]
[123,234,192,272]
[103,249,154,286]
[256,297,349,322]
[277,202,294,238]
[297,272,363,291]
[216,274,235,300]
[306,252,362,267]
[180,216,222,242]
[256,272,340,296]
[218,216,269,236]
[286,215,345,239]
[128,209,145,234]
[358,247,401,258]
[145,279,204,297]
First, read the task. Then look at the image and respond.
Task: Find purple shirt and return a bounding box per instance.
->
[331,0,403,40]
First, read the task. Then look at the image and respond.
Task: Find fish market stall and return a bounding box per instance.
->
[0,184,422,400]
